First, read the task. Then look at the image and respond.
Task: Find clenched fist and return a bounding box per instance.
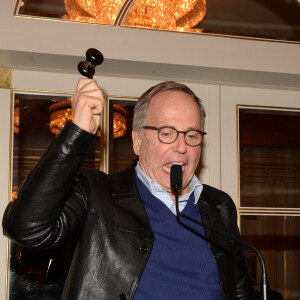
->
[71,78,105,134]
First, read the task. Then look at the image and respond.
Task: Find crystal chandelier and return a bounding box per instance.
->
[49,101,127,138]
[64,0,206,31]
[49,101,73,136]
[113,104,127,138]
[14,99,20,135]
[11,186,18,202]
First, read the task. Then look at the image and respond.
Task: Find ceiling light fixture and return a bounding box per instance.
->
[64,0,206,31]
[49,101,127,138]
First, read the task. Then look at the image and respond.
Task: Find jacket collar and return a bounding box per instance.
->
[198,184,221,239]
[109,159,152,232]
[108,162,223,240]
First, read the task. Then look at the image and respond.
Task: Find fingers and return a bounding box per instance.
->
[76,78,104,96]
[76,78,92,92]
[71,78,105,134]
[72,90,104,111]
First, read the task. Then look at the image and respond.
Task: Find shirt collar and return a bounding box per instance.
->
[135,161,203,204]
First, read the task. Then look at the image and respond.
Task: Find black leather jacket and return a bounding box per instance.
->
[3,123,257,300]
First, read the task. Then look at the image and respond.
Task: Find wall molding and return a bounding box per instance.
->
[0,70,11,89]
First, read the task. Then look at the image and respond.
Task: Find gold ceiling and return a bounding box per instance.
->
[15,0,300,42]
[18,0,206,32]
[63,0,206,31]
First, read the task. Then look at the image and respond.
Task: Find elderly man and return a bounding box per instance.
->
[3,80,257,299]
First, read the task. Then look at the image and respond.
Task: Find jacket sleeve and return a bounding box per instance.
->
[201,185,258,300]
[227,196,258,300]
[2,122,98,249]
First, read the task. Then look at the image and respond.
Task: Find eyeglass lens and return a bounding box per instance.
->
[158,127,202,146]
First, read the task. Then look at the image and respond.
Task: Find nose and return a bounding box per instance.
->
[172,132,187,154]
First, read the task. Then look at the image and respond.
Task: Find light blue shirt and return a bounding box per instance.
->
[135,162,203,214]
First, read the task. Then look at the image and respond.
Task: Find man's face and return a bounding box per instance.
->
[132,90,203,200]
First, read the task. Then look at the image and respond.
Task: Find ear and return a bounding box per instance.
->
[132,129,142,155]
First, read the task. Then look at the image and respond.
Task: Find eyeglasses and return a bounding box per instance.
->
[142,126,207,147]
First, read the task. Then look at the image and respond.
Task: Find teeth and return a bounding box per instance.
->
[163,166,171,173]
[163,163,184,173]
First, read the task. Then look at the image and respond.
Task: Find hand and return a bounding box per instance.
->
[71,78,105,134]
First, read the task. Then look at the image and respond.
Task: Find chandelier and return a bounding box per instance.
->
[49,101,127,138]
[11,186,18,202]
[14,99,19,135]
[113,104,127,138]
[49,101,73,135]
[64,0,206,31]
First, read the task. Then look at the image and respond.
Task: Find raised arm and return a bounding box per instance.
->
[2,79,105,249]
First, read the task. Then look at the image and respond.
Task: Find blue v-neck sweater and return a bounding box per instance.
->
[134,177,223,300]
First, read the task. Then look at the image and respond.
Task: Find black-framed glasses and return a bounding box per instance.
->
[142,126,207,147]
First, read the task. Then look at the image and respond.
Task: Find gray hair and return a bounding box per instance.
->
[133,81,206,131]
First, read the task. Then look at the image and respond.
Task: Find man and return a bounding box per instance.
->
[3,79,257,299]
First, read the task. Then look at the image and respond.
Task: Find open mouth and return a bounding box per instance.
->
[162,162,184,173]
